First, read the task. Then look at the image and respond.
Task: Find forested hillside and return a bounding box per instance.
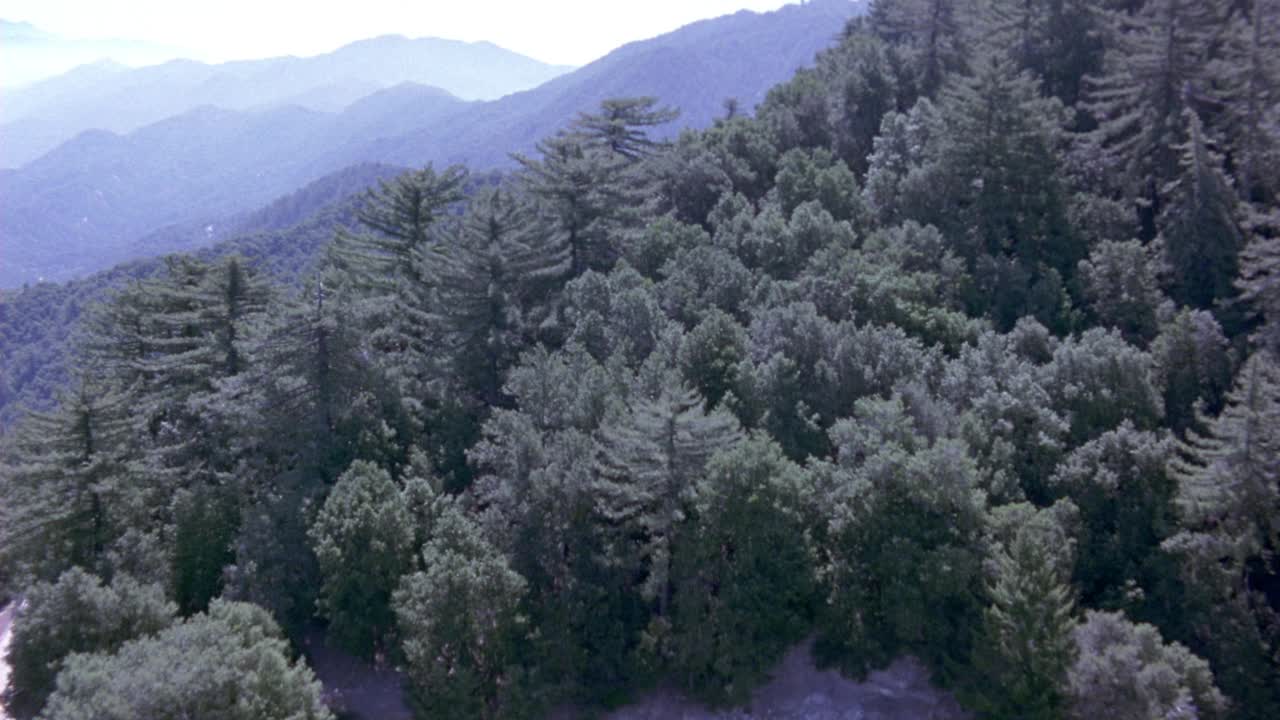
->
[2,1,1280,719]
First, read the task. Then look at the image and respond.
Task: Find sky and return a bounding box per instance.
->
[3,0,799,67]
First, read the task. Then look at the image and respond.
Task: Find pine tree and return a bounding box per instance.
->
[980,0,1105,107]
[1083,0,1222,223]
[1215,0,1280,206]
[1238,230,1280,354]
[1158,110,1247,313]
[432,188,569,407]
[1164,352,1280,717]
[576,97,678,161]
[1170,352,1280,562]
[330,165,467,406]
[594,385,743,617]
[927,51,1079,327]
[970,506,1077,720]
[868,0,970,96]
[516,131,630,277]
[0,379,132,580]
[332,164,467,290]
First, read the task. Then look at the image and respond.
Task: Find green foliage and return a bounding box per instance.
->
[308,460,414,656]
[1066,610,1227,720]
[1049,424,1177,613]
[967,503,1077,720]
[595,384,744,615]
[819,396,988,676]
[394,507,529,720]
[668,435,817,705]
[3,568,176,719]
[38,600,332,720]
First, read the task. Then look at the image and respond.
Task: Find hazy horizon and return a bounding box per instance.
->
[2,0,803,77]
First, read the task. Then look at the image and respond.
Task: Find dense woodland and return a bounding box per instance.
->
[2,0,1280,718]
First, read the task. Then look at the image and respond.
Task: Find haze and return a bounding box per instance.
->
[4,0,794,68]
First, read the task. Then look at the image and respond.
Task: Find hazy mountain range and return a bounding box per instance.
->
[0,0,864,287]
[0,31,575,168]
[0,20,190,90]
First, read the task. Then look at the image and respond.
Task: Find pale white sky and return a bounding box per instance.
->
[4,0,799,67]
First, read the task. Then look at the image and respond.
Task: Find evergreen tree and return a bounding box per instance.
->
[969,504,1077,720]
[330,164,467,406]
[1158,110,1248,313]
[1238,229,1280,355]
[1164,352,1280,717]
[868,0,970,95]
[667,436,816,705]
[594,384,743,617]
[394,507,528,720]
[432,188,569,406]
[0,380,132,580]
[308,460,414,657]
[576,97,678,160]
[1082,0,1221,225]
[1215,0,1280,206]
[979,0,1105,107]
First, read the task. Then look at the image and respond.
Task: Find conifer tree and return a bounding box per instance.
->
[1215,0,1280,205]
[1158,110,1247,313]
[969,505,1077,720]
[1082,0,1221,222]
[925,52,1079,327]
[308,460,414,657]
[0,379,132,580]
[868,0,970,95]
[1164,352,1280,717]
[980,0,1105,107]
[516,131,630,277]
[394,507,528,720]
[432,188,569,406]
[576,97,678,161]
[1238,230,1280,354]
[594,384,743,617]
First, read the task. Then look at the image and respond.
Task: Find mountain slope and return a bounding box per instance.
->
[358,0,862,169]
[0,90,466,285]
[0,0,866,287]
[0,34,572,168]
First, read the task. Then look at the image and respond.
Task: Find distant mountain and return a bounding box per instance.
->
[0,0,866,287]
[0,20,189,90]
[0,34,573,168]
[0,88,466,285]
[0,161,407,431]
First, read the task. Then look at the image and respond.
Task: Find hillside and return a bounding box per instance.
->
[2,1,1279,720]
[0,0,866,288]
[0,161,405,432]
[0,33,573,168]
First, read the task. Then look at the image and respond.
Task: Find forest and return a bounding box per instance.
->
[1,0,1279,718]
